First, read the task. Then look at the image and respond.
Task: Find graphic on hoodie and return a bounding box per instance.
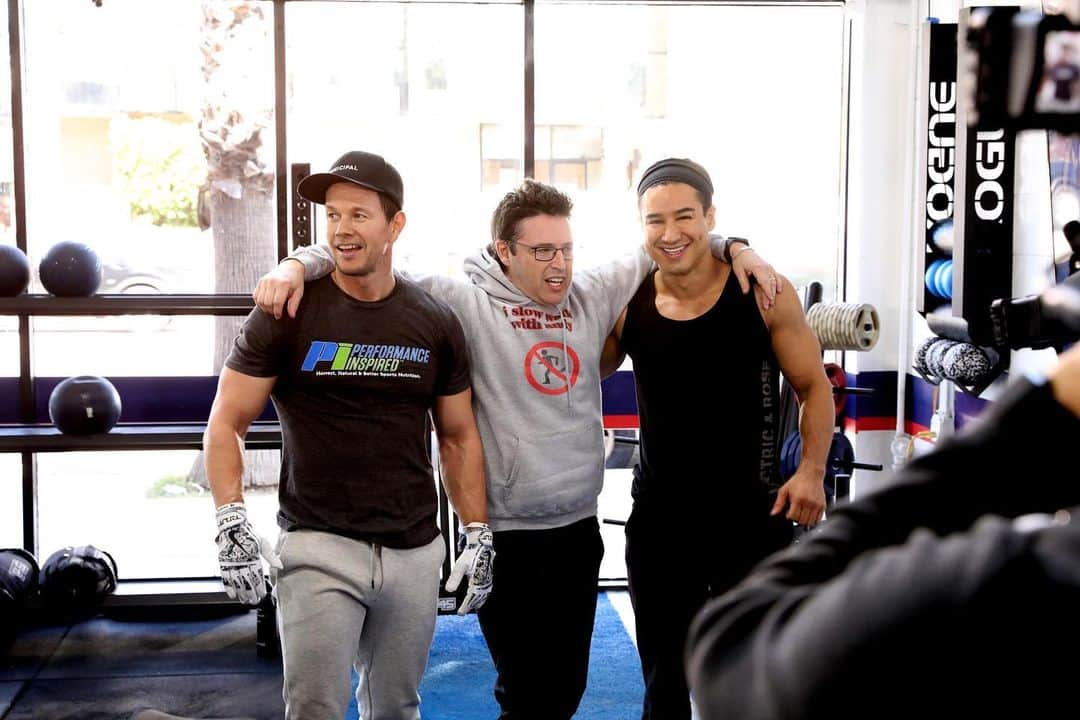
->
[502,305,574,331]
[525,341,580,395]
[299,340,432,380]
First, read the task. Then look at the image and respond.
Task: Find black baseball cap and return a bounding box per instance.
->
[297,151,404,208]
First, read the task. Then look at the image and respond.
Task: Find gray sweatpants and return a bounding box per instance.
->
[271,529,445,720]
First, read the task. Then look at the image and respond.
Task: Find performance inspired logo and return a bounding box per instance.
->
[524,342,580,395]
[300,340,431,379]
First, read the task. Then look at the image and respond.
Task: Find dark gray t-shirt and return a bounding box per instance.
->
[225,274,471,548]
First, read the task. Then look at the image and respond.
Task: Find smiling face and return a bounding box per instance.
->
[324,182,404,278]
[639,181,716,277]
[496,213,573,307]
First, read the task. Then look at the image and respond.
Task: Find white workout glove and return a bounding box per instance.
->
[445,521,494,615]
[215,502,282,606]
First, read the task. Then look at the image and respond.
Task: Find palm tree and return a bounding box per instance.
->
[192,0,279,489]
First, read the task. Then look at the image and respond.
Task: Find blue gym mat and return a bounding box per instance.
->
[347,591,643,720]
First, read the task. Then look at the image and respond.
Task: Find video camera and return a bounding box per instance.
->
[965,6,1080,134]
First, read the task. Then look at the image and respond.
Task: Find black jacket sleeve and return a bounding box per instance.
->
[685,378,1080,719]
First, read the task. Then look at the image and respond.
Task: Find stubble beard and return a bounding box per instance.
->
[336,261,377,278]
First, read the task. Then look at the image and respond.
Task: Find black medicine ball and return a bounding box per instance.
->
[0,548,39,658]
[48,375,122,435]
[39,545,117,616]
[0,245,29,296]
[39,241,101,297]
[0,548,39,606]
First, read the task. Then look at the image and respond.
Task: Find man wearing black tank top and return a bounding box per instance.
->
[607,158,836,720]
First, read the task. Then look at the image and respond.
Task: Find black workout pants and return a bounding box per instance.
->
[625,499,792,720]
[477,516,604,720]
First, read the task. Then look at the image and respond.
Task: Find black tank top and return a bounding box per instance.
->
[621,269,782,510]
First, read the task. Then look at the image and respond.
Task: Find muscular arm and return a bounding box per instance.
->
[288,244,448,292]
[599,327,626,379]
[431,388,487,525]
[204,367,277,508]
[762,277,833,526]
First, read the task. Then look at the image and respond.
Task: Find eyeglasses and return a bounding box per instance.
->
[515,243,573,261]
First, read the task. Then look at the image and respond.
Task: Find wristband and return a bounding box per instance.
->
[730,243,754,262]
[722,236,750,263]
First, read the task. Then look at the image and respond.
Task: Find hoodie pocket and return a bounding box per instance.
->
[502,424,604,518]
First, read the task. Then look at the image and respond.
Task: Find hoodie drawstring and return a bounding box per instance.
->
[561,317,573,412]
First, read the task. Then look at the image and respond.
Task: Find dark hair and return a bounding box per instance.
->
[638,181,712,213]
[487,180,573,266]
[376,193,401,222]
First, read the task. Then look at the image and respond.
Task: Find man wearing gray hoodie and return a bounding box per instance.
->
[253,176,778,719]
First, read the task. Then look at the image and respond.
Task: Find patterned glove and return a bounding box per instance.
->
[215,502,282,605]
[445,522,494,615]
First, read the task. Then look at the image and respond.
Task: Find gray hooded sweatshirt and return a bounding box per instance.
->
[292,238,730,531]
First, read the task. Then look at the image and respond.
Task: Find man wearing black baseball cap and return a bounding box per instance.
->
[292,150,407,284]
[205,150,493,719]
[296,150,404,208]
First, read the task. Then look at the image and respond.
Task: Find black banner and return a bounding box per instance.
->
[961,124,1015,345]
[920,23,958,316]
[960,10,1017,346]
[925,23,958,244]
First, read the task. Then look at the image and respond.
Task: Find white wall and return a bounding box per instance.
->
[844,0,1056,496]
[844,0,923,496]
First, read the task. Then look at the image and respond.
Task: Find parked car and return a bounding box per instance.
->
[99,260,168,295]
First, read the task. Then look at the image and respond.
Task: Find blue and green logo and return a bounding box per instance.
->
[301,341,431,373]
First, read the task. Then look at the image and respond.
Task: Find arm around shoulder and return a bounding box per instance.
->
[577,246,655,333]
[289,244,335,279]
[253,244,336,319]
[712,234,781,305]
